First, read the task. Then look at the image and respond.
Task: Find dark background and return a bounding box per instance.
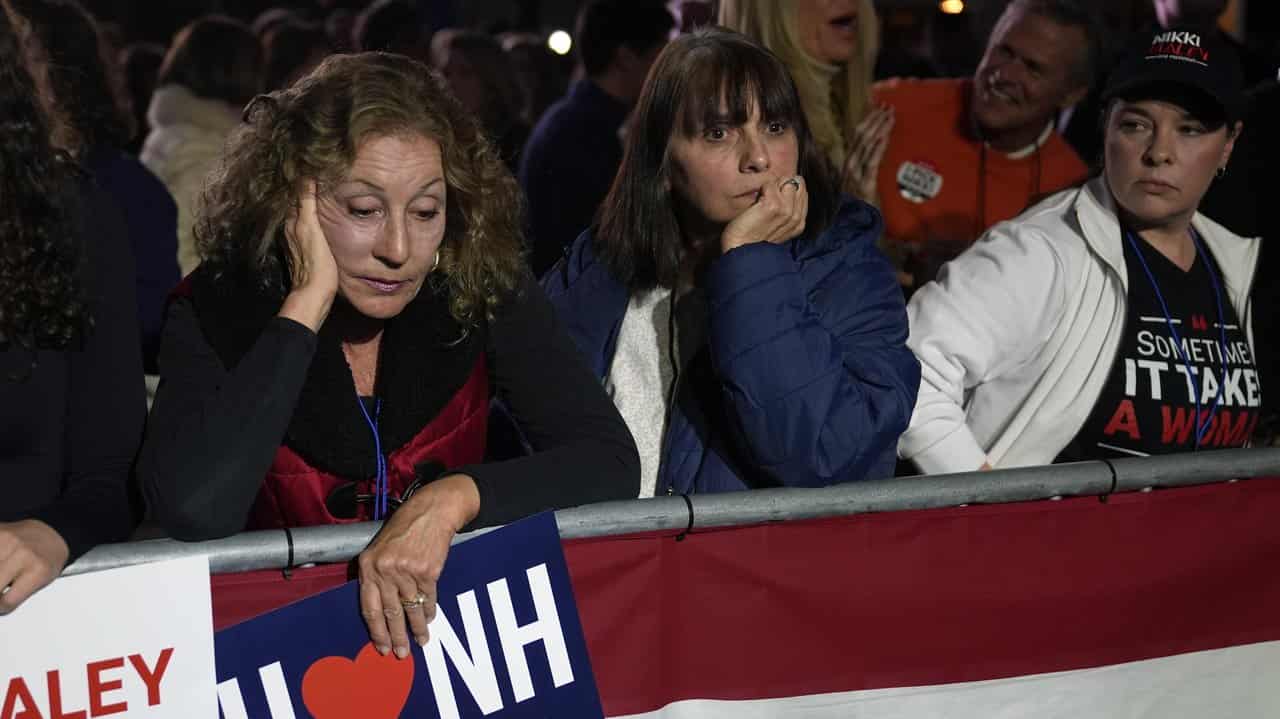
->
[82,0,1279,79]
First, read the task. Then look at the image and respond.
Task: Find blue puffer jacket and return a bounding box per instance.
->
[541,199,920,495]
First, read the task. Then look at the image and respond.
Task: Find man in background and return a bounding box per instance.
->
[871,0,1101,291]
[519,0,674,277]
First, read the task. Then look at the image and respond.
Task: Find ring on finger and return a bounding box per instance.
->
[400,591,428,609]
[780,176,802,192]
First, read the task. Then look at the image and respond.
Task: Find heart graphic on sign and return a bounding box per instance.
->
[302,642,415,718]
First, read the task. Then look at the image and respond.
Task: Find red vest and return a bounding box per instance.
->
[246,354,490,529]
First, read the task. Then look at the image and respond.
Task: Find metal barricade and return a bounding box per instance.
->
[64,447,1280,576]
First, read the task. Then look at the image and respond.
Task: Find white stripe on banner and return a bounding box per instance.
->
[613,640,1280,718]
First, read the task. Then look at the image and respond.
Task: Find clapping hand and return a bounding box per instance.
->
[842,105,895,203]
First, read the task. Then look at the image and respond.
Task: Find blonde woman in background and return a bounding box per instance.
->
[719,0,892,203]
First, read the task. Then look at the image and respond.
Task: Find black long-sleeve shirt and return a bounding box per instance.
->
[1,185,146,561]
[138,273,639,540]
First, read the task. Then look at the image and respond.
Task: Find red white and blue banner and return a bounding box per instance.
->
[214,512,602,718]
[209,477,1280,718]
[572,478,1280,717]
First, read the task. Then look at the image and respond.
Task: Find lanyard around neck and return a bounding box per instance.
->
[354,393,389,520]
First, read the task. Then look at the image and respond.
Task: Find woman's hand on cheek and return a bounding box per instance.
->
[278,180,340,332]
[719,175,809,254]
[357,474,481,659]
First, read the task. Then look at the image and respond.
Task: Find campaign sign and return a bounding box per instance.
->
[0,556,217,718]
[214,512,603,718]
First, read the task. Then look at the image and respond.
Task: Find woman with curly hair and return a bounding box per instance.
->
[0,1,145,612]
[719,0,893,203]
[10,0,181,374]
[138,52,637,658]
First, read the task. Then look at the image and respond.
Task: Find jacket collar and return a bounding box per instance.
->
[544,230,629,378]
[544,197,882,378]
[187,266,483,479]
[796,197,884,262]
[1072,175,1260,308]
[1073,177,1128,282]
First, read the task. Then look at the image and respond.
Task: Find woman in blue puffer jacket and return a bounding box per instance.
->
[542,27,919,498]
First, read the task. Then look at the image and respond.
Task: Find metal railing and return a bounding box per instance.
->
[64,447,1280,577]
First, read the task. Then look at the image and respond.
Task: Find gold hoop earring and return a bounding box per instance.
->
[432,249,440,271]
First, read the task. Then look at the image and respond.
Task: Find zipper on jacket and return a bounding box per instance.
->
[656,292,682,496]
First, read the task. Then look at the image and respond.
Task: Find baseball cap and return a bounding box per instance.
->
[1102,27,1245,124]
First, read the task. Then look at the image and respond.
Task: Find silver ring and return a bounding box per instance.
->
[780,176,802,192]
[400,592,427,609]
[0,584,10,597]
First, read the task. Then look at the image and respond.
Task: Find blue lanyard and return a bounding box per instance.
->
[354,394,389,520]
[1122,228,1230,448]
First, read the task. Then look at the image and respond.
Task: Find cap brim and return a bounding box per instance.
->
[1104,74,1236,124]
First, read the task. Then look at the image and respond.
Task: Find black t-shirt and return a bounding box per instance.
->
[1059,233,1262,461]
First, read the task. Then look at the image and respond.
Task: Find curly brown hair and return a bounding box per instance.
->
[0,1,87,357]
[196,51,526,327]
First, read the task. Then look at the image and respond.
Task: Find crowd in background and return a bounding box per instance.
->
[2,0,1278,639]
[20,0,1271,359]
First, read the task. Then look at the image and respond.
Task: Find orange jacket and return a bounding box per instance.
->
[873,78,1088,255]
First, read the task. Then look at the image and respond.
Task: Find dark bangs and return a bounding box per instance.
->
[674,40,805,139]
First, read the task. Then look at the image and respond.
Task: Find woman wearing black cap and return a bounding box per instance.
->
[898,26,1261,473]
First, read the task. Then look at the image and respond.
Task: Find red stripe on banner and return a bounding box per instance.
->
[562,478,1280,717]
[212,562,351,629]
